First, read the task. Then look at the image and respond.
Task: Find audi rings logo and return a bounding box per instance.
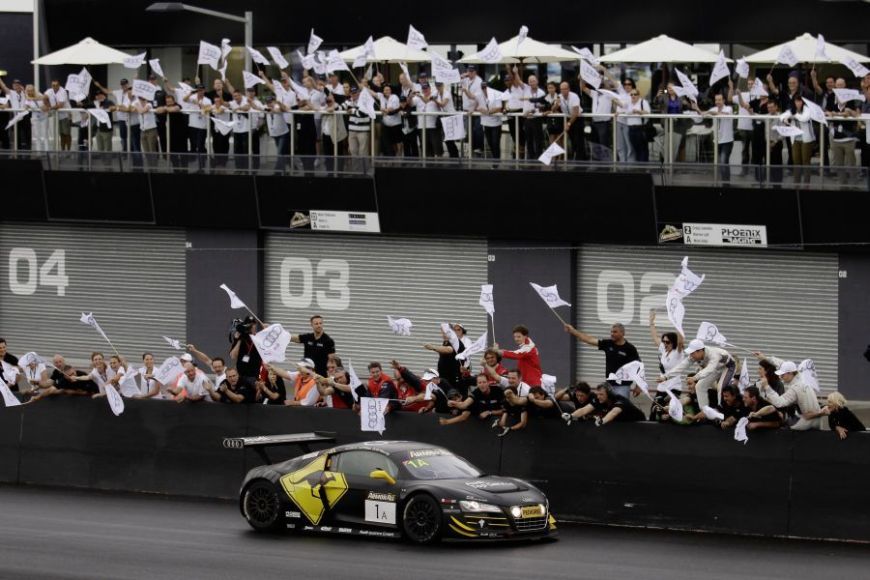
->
[223,438,245,449]
[367,401,381,430]
[261,325,284,348]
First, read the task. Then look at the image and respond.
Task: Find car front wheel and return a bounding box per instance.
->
[402,494,442,544]
[242,480,282,532]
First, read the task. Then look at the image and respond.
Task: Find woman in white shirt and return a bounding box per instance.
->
[615,79,636,162]
[379,84,402,156]
[24,85,50,151]
[649,310,686,419]
[788,94,815,182]
[626,88,651,162]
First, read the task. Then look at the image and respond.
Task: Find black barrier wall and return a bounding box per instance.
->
[2,399,870,542]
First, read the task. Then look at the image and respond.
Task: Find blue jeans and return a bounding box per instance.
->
[273,134,289,156]
[617,122,634,162]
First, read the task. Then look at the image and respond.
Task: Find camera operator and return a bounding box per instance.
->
[229,315,262,380]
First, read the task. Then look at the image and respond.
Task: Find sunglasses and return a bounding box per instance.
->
[662,339,671,344]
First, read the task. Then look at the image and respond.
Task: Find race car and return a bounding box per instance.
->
[223,432,556,543]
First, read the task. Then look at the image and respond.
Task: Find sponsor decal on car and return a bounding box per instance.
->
[279,454,348,525]
[465,480,513,490]
[285,511,302,519]
[408,449,447,459]
[366,491,396,502]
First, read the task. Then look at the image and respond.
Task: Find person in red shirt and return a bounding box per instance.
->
[357,361,398,414]
[481,349,508,386]
[495,325,542,387]
[389,360,426,412]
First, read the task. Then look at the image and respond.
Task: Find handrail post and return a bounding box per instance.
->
[467,112,472,160]
[421,112,427,158]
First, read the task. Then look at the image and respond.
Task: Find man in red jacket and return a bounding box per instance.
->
[495,325,542,387]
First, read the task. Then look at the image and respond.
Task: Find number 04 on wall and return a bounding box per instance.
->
[7,248,69,296]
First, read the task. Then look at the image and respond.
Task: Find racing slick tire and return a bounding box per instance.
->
[242,480,283,533]
[401,494,442,544]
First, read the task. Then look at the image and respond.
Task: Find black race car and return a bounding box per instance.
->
[223,432,556,543]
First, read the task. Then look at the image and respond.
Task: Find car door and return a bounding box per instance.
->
[325,450,401,529]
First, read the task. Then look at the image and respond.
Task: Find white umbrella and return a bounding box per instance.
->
[744,32,870,64]
[339,36,432,63]
[32,37,131,65]
[599,34,728,64]
[458,35,579,64]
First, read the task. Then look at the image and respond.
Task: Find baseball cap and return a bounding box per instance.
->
[774,361,798,376]
[422,368,439,381]
[467,65,477,71]
[350,86,359,94]
[684,339,705,355]
[299,358,316,370]
[421,83,430,90]
[180,353,194,362]
[454,323,466,333]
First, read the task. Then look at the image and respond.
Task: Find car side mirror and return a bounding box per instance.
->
[369,469,396,486]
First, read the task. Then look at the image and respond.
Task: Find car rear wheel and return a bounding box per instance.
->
[402,494,442,544]
[242,480,282,532]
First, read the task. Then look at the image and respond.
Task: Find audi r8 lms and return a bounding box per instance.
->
[223,432,556,544]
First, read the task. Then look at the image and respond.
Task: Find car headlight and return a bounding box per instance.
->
[510,506,523,518]
[459,500,503,513]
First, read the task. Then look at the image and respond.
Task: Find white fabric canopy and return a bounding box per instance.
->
[339,36,432,63]
[32,37,131,65]
[599,34,728,63]
[458,35,579,64]
[744,33,870,64]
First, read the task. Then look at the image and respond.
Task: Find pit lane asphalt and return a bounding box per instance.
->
[1,486,867,580]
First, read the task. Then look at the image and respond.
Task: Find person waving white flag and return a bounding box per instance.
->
[0,376,21,407]
[538,141,565,165]
[441,323,461,353]
[530,282,571,324]
[456,332,488,362]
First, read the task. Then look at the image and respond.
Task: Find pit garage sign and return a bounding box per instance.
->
[683,223,768,248]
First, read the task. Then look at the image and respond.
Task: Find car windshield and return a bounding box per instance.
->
[400,452,482,480]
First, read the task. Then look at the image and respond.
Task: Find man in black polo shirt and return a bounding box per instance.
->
[564,382,645,425]
[564,322,641,399]
[449,374,504,423]
[291,314,336,377]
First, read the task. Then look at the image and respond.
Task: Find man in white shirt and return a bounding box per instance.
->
[433,81,458,158]
[699,89,735,178]
[523,75,546,159]
[170,362,213,403]
[414,83,442,157]
[45,79,71,151]
[184,84,212,154]
[659,339,736,410]
[230,90,252,158]
[505,67,528,158]
[559,82,586,160]
[477,81,504,159]
[753,356,822,431]
[134,96,159,153]
[734,80,755,166]
[265,95,290,156]
[460,65,485,154]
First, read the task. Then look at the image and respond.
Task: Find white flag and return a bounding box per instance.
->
[153,356,183,386]
[538,141,566,166]
[360,397,388,434]
[702,405,725,421]
[440,114,467,141]
[440,323,461,353]
[734,417,749,444]
[841,57,870,79]
[671,256,705,299]
[398,61,411,80]
[530,282,571,308]
[798,359,820,393]
[710,51,730,86]
[353,53,368,69]
[80,312,113,347]
[776,45,799,67]
[198,40,222,70]
[148,58,165,79]
[667,390,683,422]
[407,25,428,51]
[65,73,87,101]
[246,46,271,67]
[540,374,558,397]
[833,88,865,103]
[132,79,157,101]
[118,366,141,398]
[802,98,828,126]
[288,78,311,101]
[436,68,461,85]
[219,61,228,81]
[357,88,377,119]
[424,381,444,401]
[736,58,749,79]
[347,358,363,402]
[478,37,503,64]
[696,322,728,345]
[87,108,112,129]
[4,111,29,131]
[0,377,21,407]
[580,60,602,90]
[675,69,699,100]
[665,290,685,337]
[105,384,125,416]
[387,316,413,336]
[815,34,830,61]
[243,70,264,90]
[749,78,769,98]
[738,358,751,393]
[326,50,349,73]
[251,323,292,364]
[298,50,315,71]
[219,283,248,310]
[774,125,805,138]
[456,332,488,362]
[123,52,147,70]
[212,116,236,136]
[267,47,289,69]
[1,360,20,384]
[19,351,46,369]
[571,46,599,66]
[430,52,453,77]
[607,360,645,385]
[221,38,233,60]
[479,284,495,316]
[162,336,183,351]
[517,25,529,47]
[308,28,323,55]
[658,375,682,393]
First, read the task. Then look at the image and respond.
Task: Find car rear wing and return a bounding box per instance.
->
[222,432,336,464]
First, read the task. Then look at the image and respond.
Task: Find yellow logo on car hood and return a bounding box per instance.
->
[279,455,348,525]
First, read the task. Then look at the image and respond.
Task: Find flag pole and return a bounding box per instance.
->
[245,307,266,328]
[546,306,568,326]
[722,342,755,355]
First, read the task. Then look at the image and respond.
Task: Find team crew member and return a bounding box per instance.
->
[659,339,735,411]
[753,354,822,431]
[256,367,287,405]
[424,327,465,389]
[743,386,783,431]
[316,367,355,409]
[495,371,530,437]
[715,384,747,430]
[822,392,866,440]
[526,387,564,419]
[291,315,336,377]
[400,367,450,414]
[230,316,262,380]
[0,338,20,388]
[170,362,213,402]
[564,322,641,399]
[447,373,505,425]
[495,325,542,387]
[439,389,473,426]
[563,382,645,426]
[270,359,320,407]
[215,368,256,404]
[555,381,594,415]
